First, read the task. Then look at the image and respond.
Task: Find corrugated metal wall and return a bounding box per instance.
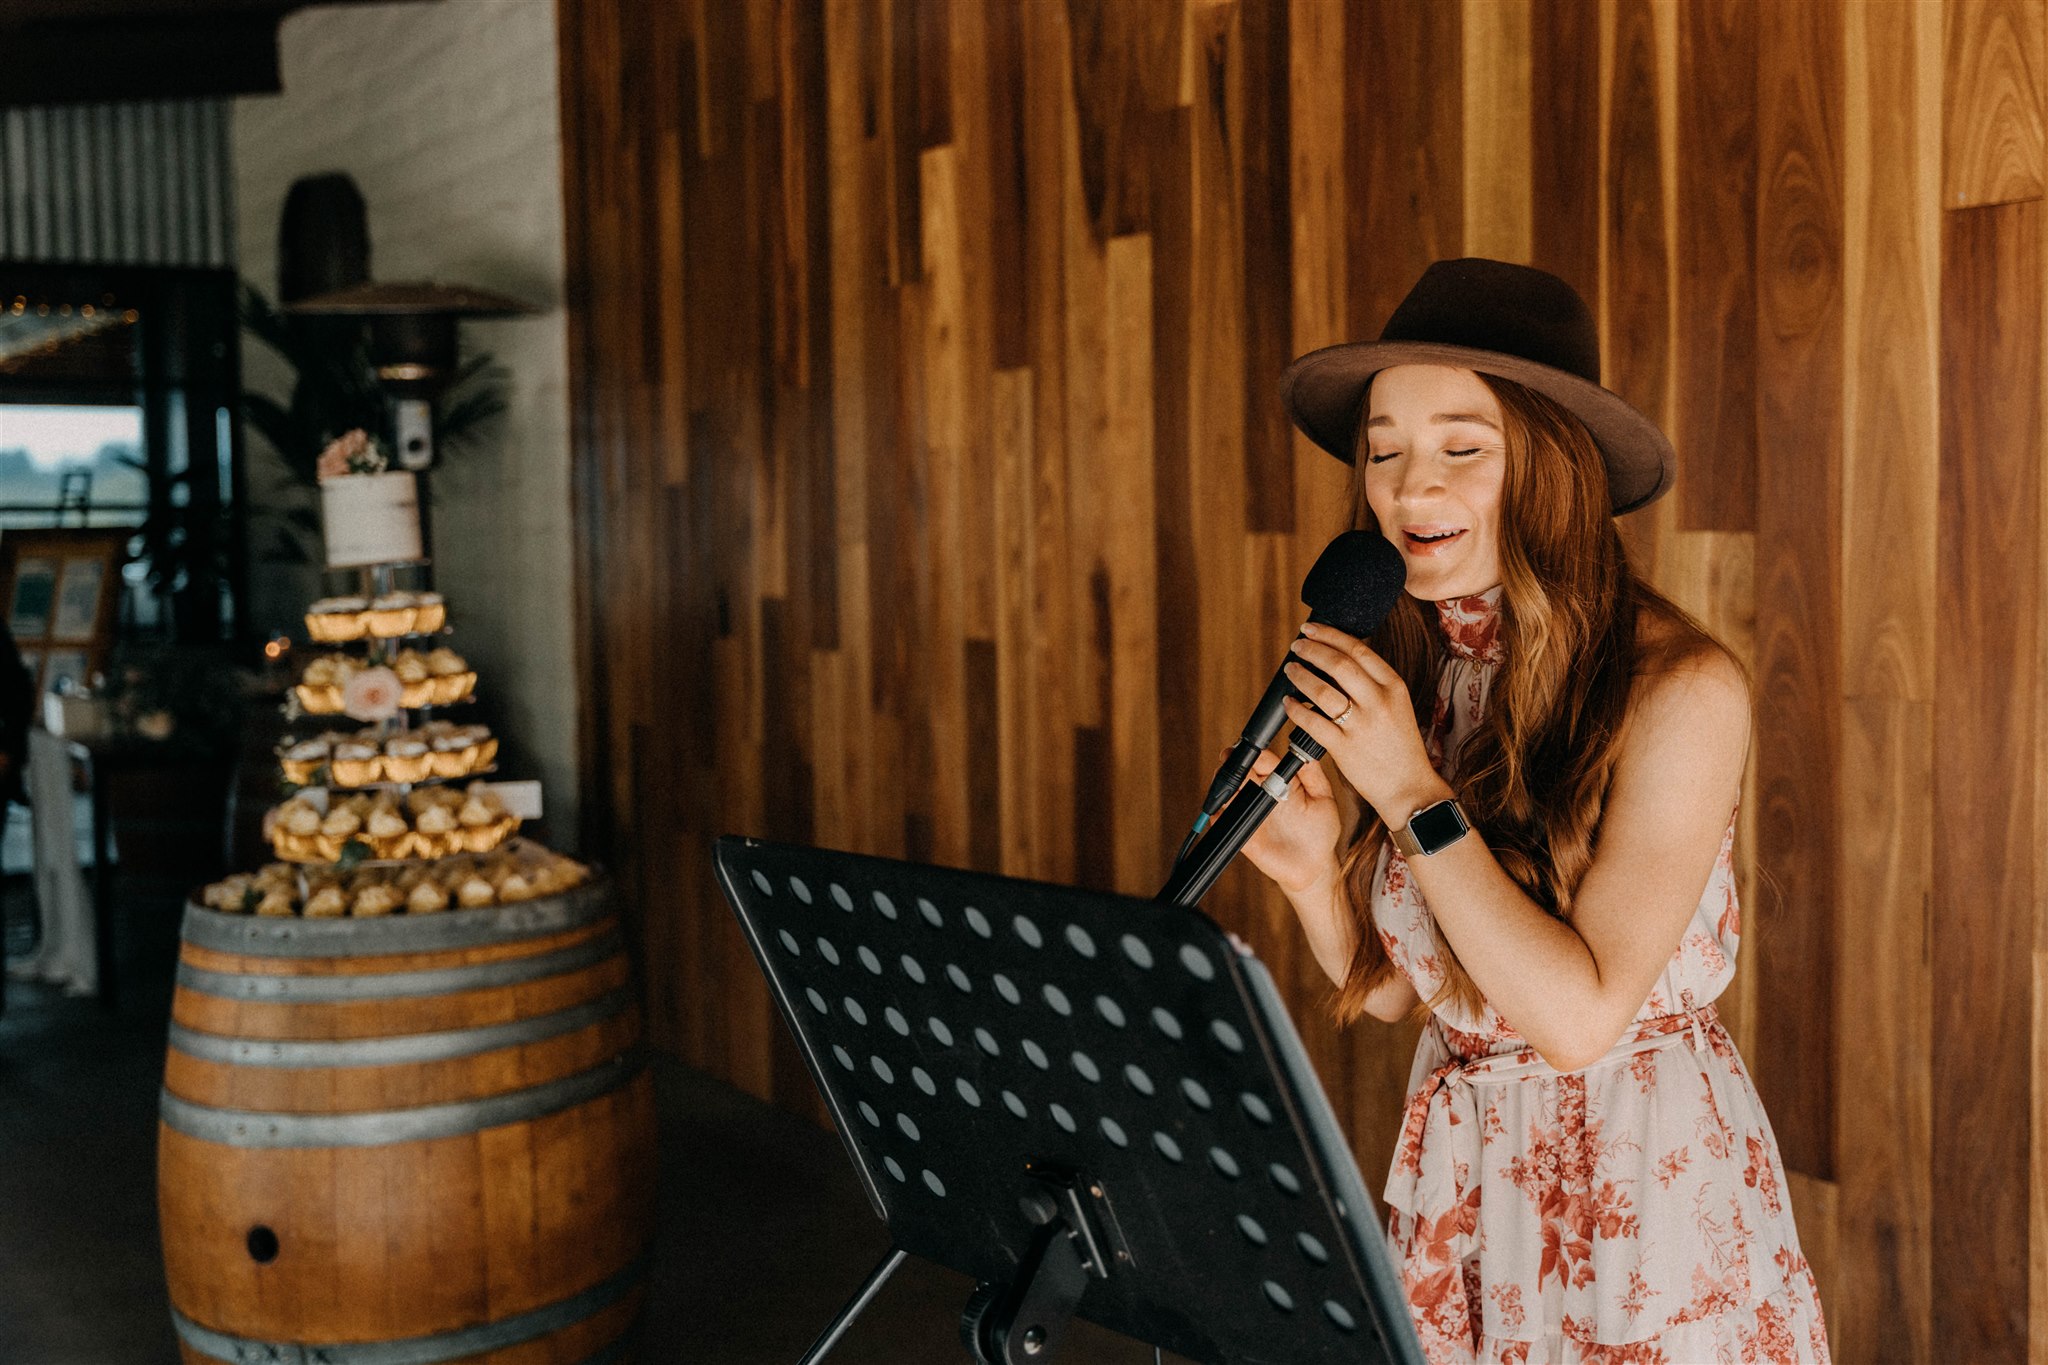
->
[0,101,235,267]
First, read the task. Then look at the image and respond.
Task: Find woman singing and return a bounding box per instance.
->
[1244,259,1830,1364]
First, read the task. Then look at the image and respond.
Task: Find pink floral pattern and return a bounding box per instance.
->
[1373,586,1831,1363]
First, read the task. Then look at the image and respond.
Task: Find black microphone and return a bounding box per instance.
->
[1178,531,1407,854]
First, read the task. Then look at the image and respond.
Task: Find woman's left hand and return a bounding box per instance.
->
[1281,623,1450,825]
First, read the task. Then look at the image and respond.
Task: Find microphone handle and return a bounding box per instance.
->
[1158,735,1325,907]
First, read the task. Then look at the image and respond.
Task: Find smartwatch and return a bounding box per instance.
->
[1390,797,1470,858]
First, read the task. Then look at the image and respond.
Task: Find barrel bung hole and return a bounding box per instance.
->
[246,1225,280,1264]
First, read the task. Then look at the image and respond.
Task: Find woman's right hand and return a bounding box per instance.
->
[1236,742,1344,898]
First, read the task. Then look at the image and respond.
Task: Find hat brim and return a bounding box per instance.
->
[1279,340,1675,515]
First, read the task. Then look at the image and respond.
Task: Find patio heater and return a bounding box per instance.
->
[284,281,533,592]
[285,279,534,475]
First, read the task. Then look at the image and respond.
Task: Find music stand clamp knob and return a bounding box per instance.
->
[962,1169,1118,1365]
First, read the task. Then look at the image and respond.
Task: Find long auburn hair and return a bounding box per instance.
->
[1331,373,1741,1025]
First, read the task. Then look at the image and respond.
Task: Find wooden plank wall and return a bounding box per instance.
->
[556,2,2045,1357]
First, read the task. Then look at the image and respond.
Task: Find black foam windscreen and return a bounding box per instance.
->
[1299,531,1407,637]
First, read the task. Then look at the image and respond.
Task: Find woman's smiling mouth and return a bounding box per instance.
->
[1402,527,1467,554]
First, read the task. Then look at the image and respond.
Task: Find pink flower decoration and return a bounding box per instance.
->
[342,666,402,721]
[316,429,388,482]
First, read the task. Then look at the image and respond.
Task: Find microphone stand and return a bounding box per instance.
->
[1157,733,1324,907]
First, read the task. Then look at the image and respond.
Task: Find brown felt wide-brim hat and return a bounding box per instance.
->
[1280,258,1676,515]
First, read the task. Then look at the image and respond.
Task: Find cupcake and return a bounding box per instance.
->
[412,591,447,634]
[456,787,509,854]
[272,798,324,860]
[295,655,353,714]
[305,596,369,643]
[303,885,347,918]
[365,801,410,859]
[496,870,538,903]
[351,883,403,918]
[279,736,333,786]
[392,650,435,709]
[426,648,476,706]
[382,735,432,784]
[427,723,475,778]
[202,874,253,913]
[414,800,459,859]
[455,872,497,908]
[467,727,499,772]
[406,878,451,914]
[255,888,295,917]
[329,738,382,788]
[365,591,418,638]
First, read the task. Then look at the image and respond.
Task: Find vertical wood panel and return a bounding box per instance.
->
[1286,0,1353,550]
[1460,0,1532,264]
[1935,199,2039,1365]
[1836,4,1942,1358]
[1752,0,1844,1183]
[1239,0,1295,533]
[1674,0,1757,533]
[1529,0,1603,303]
[1346,0,1461,338]
[1944,0,2046,209]
[1606,0,1671,574]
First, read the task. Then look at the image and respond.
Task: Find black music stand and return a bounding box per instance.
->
[713,836,1425,1365]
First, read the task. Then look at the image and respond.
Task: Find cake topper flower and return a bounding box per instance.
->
[317,429,391,481]
[342,665,403,721]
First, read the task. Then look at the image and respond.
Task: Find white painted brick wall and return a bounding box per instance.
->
[235,0,580,845]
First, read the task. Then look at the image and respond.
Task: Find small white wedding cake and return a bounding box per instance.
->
[321,470,423,569]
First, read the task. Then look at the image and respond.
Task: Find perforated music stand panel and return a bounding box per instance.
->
[714,837,1423,1365]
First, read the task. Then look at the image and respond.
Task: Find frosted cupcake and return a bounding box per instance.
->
[406,877,451,914]
[329,738,382,788]
[305,596,369,643]
[365,801,412,860]
[455,871,497,908]
[382,735,432,784]
[351,883,403,918]
[295,656,356,714]
[412,591,447,634]
[279,736,332,786]
[365,591,418,638]
[426,648,475,706]
[413,799,460,859]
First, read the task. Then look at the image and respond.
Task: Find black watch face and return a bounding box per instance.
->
[1410,800,1468,852]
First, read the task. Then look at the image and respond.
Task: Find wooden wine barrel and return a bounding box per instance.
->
[157,879,655,1365]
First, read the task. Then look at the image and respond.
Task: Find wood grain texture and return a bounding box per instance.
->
[1944,0,2046,208]
[1606,0,1671,575]
[1460,0,1531,265]
[1674,0,1757,533]
[1831,14,1941,1348]
[1935,199,2038,1364]
[1836,696,1934,1365]
[1528,0,1602,305]
[1345,0,1461,339]
[555,4,2048,1354]
[157,907,654,1357]
[1751,0,1843,1183]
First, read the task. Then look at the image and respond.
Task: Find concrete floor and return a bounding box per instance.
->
[0,881,1167,1365]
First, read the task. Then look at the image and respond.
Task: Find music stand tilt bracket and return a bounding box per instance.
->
[714,836,1424,1365]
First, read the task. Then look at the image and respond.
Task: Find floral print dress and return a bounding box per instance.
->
[1368,586,1831,1364]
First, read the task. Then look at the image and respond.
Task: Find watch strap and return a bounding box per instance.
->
[1391,797,1469,858]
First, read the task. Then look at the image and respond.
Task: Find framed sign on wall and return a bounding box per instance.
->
[0,529,127,694]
